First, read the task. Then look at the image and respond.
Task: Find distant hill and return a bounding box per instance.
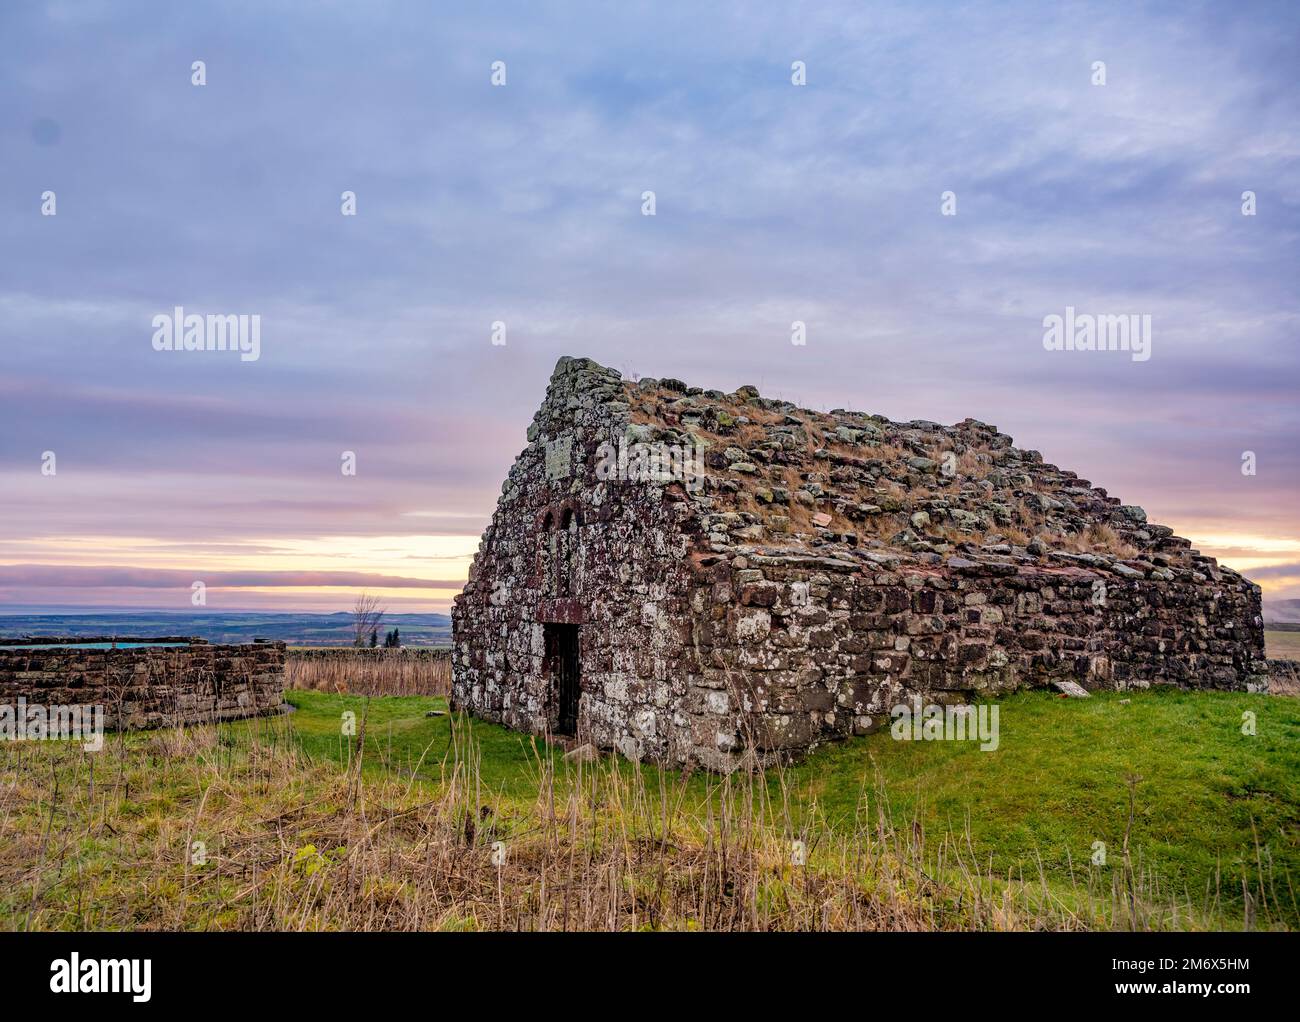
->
[0,611,451,647]
[1264,598,1300,625]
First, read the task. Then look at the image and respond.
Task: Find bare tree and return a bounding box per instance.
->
[352,593,386,647]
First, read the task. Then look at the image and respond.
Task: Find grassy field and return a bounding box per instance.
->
[285,647,451,696]
[1267,629,1300,660]
[1,686,1296,930]
[291,688,1300,920]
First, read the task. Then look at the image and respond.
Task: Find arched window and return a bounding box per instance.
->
[538,506,581,598]
[538,511,554,593]
[557,508,578,596]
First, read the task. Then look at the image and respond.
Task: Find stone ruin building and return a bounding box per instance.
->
[451,356,1268,769]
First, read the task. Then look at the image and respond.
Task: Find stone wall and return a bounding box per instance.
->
[693,551,1268,759]
[0,639,288,730]
[452,357,702,762]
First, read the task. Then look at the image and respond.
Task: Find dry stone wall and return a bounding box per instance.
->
[453,356,1269,769]
[694,551,1266,758]
[0,639,288,730]
[452,358,703,762]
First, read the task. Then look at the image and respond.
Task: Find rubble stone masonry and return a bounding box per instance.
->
[0,638,288,730]
[453,357,1268,769]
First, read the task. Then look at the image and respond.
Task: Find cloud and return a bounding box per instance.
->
[0,0,1296,609]
[1240,562,1300,581]
[0,564,461,590]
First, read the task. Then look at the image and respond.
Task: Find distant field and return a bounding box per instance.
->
[1267,630,1300,660]
[0,611,452,646]
[285,646,451,696]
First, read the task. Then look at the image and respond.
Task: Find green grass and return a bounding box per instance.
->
[287,691,565,798]
[790,689,1300,908]
[286,686,1300,924]
[3,687,1295,929]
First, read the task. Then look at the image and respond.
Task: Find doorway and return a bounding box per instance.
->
[544,623,581,735]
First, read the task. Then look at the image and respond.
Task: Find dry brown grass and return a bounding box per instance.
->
[625,383,1154,564]
[1265,630,1300,662]
[956,448,994,479]
[286,649,451,697]
[1058,523,1140,560]
[1,710,1238,932]
[932,526,975,546]
[1266,657,1300,696]
[1082,522,1138,558]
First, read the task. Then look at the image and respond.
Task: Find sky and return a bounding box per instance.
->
[1,0,1297,614]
